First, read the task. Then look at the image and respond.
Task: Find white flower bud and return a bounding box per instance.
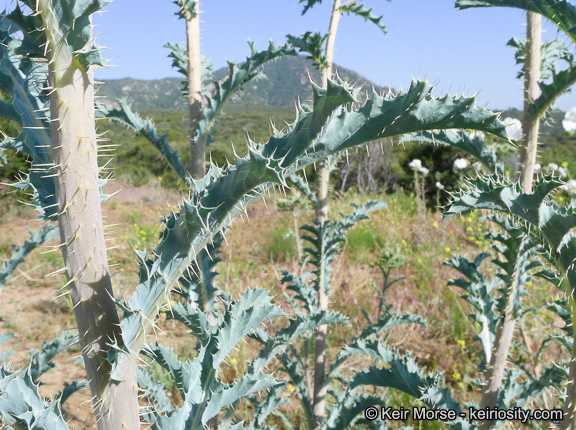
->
[453,158,468,170]
[563,107,576,132]
[408,159,422,170]
[502,117,522,141]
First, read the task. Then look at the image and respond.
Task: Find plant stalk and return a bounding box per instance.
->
[478,235,527,430]
[41,3,139,428]
[478,14,541,428]
[313,1,342,428]
[312,243,330,429]
[184,1,206,180]
[478,311,516,429]
[315,0,342,224]
[519,12,541,194]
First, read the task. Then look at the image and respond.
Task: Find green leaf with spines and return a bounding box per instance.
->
[507,37,574,80]
[96,99,191,187]
[548,298,573,337]
[249,309,348,377]
[502,365,566,409]
[108,77,507,383]
[444,173,576,289]
[0,225,59,293]
[203,372,278,425]
[140,288,286,429]
[280,351,314,424]
[212,288,285,369]
[166,302,213,346]
[141,342,204,403]
[0,333,14,363]
[247,383,290,428]
[286,174,318,206]
[164,41,213,96]
[162,41,294,148]
[325,392,385,430]
[529,60,576,117]
[0,18,56,221]
[445,253,501,368]
[327,311,426,381]
[59,379,88,405]
[456,0,576,42]
[174,0,198,19]
[28,332,78,383]
[347,341,473,429]
[286,32,329,70]
[139,344,206,429]
[164,42,189,78]
[292,80,508,172]
[196,41,297,148]
[3,5,45,57]
[339,2,387,35]
[281,270,318,311]
[0,365,70,429]
[174,231,224,314]
[8,0,111,68]
[299,0,323,15]
[301,201,386,297]
[455,0,576,118]
[484,215,542,319]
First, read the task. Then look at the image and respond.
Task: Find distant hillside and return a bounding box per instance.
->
[96,78,185,110]
[96,55,393,111]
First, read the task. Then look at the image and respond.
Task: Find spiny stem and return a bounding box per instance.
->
[519,12,541,193]
[183,0,206,180]
[312,1,342,428]
[39,3,139,428]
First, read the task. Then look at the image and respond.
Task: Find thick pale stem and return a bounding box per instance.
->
[519,12,541,193]
[293,210,302,272]
[41,3,139,428]
[312,1,341,428]
[185,2,206,180]
[315,0,342,224]
[478,15,541,428]
[478,236,527,430]
[316,167,330,223]
[478,313,516,429]
[312,260,329,429]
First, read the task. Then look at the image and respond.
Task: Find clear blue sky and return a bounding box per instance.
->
[90,1,576,111]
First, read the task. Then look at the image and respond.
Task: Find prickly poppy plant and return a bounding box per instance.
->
[8,0,576,429]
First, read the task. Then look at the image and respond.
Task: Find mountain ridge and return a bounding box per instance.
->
[96,55,394,111]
